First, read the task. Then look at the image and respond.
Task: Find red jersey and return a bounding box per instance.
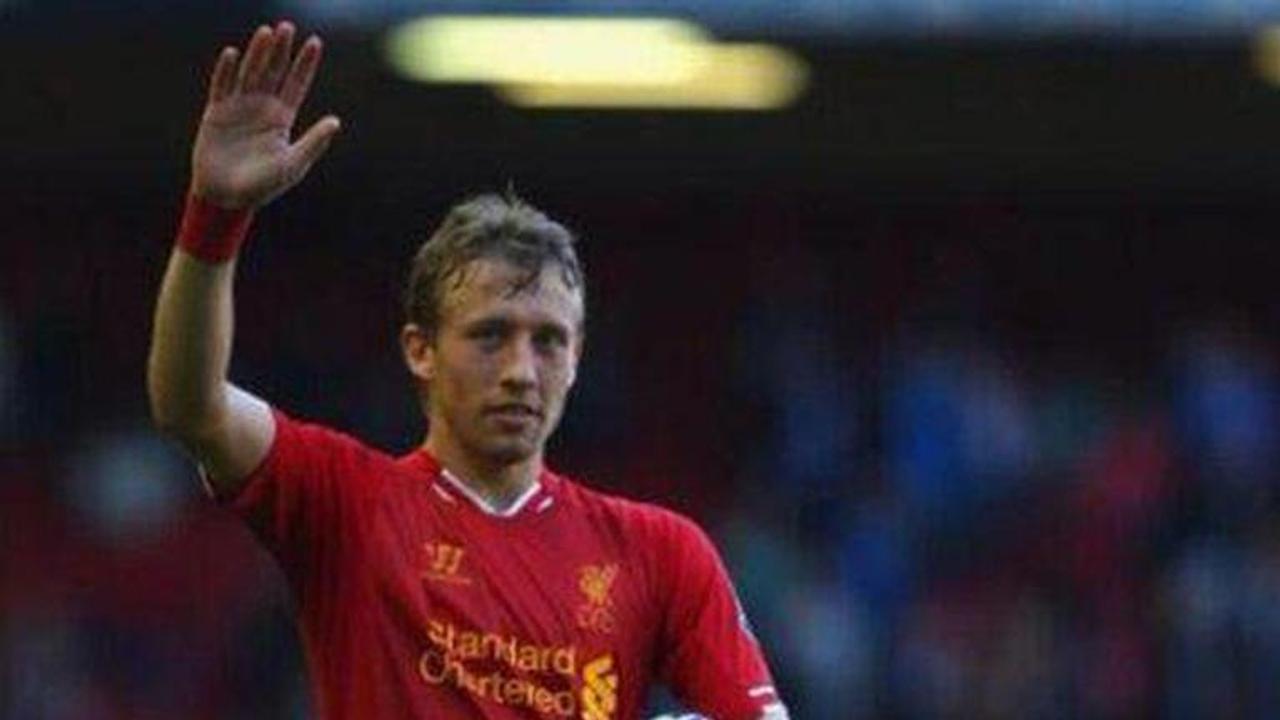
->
[214,410,786,720]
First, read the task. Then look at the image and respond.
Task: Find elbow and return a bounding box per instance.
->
[146,380,187,440]
[147,394,183,438]
[148,396,222,450]
[146,365,220,445]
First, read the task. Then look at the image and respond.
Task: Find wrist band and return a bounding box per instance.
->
[175,193,254,263]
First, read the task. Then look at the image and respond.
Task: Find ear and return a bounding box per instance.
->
[400,323,435,383]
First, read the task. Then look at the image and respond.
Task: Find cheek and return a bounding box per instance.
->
[542,361,576,395]
[439,357,491,400]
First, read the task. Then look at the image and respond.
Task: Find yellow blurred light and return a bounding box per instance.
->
[386,16,710,86]
[384,15,808,110]
[498,44,807,110]
[1255,26,1280,86]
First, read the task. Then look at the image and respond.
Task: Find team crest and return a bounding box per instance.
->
[576,563,619,634]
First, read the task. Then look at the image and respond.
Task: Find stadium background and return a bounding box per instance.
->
[6,1,1280,717]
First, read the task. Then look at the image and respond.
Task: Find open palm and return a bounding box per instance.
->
[191,22,340,209]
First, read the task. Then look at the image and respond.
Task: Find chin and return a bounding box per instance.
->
[479,438,540,465]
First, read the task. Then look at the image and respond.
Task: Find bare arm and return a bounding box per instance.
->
[148,22,340,495]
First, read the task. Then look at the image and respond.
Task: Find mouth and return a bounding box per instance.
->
[485,403,542,420]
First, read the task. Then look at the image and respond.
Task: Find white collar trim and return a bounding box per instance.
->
[438,468,542,518]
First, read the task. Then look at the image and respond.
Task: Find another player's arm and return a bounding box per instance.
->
[147,22,340,495]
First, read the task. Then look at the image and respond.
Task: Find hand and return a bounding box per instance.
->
[189,21,341,209]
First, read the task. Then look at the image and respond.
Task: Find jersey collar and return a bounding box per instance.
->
[438,467,542,518]
[408,449,559,519]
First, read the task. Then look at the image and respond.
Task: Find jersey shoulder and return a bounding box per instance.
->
[244,408,413,499]
[272,408,392,463]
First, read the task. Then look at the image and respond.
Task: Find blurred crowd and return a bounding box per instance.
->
[3,192,1278,719]
[733,314,1280,719]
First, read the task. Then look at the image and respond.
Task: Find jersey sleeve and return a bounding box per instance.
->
[655,512,788,720]
[207,408,378,594]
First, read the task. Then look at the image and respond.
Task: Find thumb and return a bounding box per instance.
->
[287,115,342,177]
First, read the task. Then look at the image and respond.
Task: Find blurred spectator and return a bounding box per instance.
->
[884,336,1033,548]
[61,426,191,544]
[1174,323,1279,527]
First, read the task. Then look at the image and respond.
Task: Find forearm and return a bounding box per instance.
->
[148,233,275,490]
[147,247,238,442]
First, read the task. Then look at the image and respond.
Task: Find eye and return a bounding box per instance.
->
[533,327,570,353]
[467,322,507,350]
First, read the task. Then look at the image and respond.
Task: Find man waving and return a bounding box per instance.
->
[148,22,787,720]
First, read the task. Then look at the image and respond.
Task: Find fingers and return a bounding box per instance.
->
[234,25,274,94]
[207,46,240,104]
[287,115,342,178]
[224,22,320,102]
[280,35,323,110]
[262,22,296,94]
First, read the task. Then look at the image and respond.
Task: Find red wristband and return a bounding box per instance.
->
[175,194,254,263]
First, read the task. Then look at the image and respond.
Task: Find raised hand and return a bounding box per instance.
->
[190,22,341,209]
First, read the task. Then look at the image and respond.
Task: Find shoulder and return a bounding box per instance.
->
[272,408,367,449]
[274,409,391,460]
[247,408,403,489]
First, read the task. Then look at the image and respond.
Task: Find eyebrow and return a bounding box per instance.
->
[461,315,573,334]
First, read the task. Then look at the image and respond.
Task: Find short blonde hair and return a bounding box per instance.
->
[404,191,585,338]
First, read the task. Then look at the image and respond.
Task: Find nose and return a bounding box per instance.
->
[498,335,538,391]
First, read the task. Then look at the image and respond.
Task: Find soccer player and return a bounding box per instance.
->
[147,22,788,720]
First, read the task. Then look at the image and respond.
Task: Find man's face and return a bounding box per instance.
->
[417,258,583,467]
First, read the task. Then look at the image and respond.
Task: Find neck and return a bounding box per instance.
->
[422,432,541,512]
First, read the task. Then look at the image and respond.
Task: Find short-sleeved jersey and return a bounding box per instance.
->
[215,410,785,720]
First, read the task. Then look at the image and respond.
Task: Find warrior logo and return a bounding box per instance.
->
[421,542,471,585]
